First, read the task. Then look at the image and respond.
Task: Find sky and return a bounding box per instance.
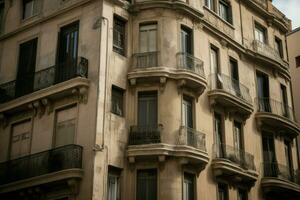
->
[273,0,300,29]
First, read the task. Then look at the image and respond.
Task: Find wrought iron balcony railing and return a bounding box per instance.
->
[0,144,83,185]
[252,40,287,68]
[176,52,205,77]
[178,126,206,151]
[255,97,295,121]
[128,125,162,145]
[262,162,300,185]
[213,143,256,171]
[0,57,88,103]
[209,73,252,103]
[133,51,159,68]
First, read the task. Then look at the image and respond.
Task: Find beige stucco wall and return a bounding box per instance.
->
[0,0,298,199]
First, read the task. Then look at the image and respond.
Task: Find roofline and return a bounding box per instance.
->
[287,26,300,36]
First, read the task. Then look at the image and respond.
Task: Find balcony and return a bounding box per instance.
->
[211,143,258,186]
[208,73,253,119]
[128,52,206,96]
[261,162,300,199]
[255,97,300,138]
[251,40,288,75]
[0,57,89,114]
[0,144,83,194]
[127,125,209,172]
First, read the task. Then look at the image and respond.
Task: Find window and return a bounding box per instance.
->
[139,23,157,53]
[108,166,121,200]
[182,96,193,128]
[275,37,283,58]
[280,84,289,117]
[284,140,294,178]
[54,106,77,147]
[218,183,228,200]
[0,1,4,33]
[219,0,232,24]
[205,0,215,11]
[238,189,248,200]
[56,21,79,83]
[254,23,266,43]
[256,72,270,112]
[138,91,157,127]
[262,133,276,164]
[111,86,124,116]
[136,169,157,200]
[16,38,38,97]
[210,46,219,75]
[214,113,224,157]
[113,16,126,55]
[233,121,243,151]
[10,120,31,159]
[180,25,193,54]
[183,173,195,200]
[295,56,300,68]
[230,58,240,95]
[23,0,40,19]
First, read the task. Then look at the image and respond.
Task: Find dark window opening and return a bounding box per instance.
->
[238,189,248,200]
[111,86,124,116]
[113,16,126,55]
[295,56,300,68]
[275,37,283,58]
[136,169,157,200]
[183,172,195,200]
[219,0,232,24]
[218,183,228,200]
[256,71,270,112]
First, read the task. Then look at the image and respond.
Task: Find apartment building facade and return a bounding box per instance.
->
[0,0,299,200]
[287,27,300,176]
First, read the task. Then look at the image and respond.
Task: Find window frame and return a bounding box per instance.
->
[0,1,4,33]
[139,22,158,53]
[111,85,125,117]
[113,15,127,56]
[217,183,229,200]
[183,172,196,200]
[237,188,248,200]
[136,168,158,200]
[296,56,300,68]
[219,0,232,24]
[274,36,283,58]
[22,0,39,20]
[254,22,267,44]
[108,166,122,200]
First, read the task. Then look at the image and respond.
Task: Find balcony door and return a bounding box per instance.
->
[16,38,37,97]
[182,96,194,146]
[139,24,157,67]
[262,134,277,176]
[256,72,270,112]
[183,173,195,200]
[230,58,240,96]
[136,169,157,200]
[214,113,224,157]
[280,84,289,117]
[10,120,31,159]
[56,21,79,83]
[284,140,294,180]
[181,26,193,69]
[138,92,157,128]
[233,121,244,164]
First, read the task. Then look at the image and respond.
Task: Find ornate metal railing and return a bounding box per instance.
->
[262,162,300,184]
[128,125,162,145]
[255,97,295,121]
[133,51,159,68]
[252,40,287,68]
[213,143,256,171]
[0,144,83,185]
[176,52,205,77]
[0,57,88,103]
[209,73,252,104]
[177,126,206,151]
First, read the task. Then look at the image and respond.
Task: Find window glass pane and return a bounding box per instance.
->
[24,0,34,19]
[183,173,195,200]
[55,106,77,147]
[138,92,157,126]
[111,87,124,116]
[10,120,31,159]
[139,24,157,53]
[0,2,4,32]
[255,25,265,43]
[113,17,126,55]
